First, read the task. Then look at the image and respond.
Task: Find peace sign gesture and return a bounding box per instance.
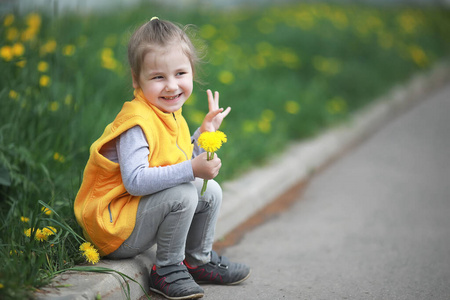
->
[200,89,231,133]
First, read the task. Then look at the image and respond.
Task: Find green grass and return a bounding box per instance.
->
[1,1,449,297]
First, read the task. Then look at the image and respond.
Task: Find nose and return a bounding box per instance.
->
[165,77,178,92]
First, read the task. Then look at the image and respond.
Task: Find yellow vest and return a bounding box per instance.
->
[74,89,193,256]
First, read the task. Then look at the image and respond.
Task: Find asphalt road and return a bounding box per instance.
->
[198,84,450,299]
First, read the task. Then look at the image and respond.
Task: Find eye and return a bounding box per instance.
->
[176,72,188,76]
[151,75,164,80]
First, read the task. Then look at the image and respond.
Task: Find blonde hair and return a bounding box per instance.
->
[128,18,203,83]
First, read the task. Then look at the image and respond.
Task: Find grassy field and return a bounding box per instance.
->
[1,1,449,298]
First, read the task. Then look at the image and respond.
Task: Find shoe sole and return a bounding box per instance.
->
[196,269,252,285]
[149,287,204,300]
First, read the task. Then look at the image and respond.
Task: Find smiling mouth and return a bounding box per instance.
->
[161,93,182,101]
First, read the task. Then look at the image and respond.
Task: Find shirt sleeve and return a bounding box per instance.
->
[116,126,195,196]
[191,128,205,158]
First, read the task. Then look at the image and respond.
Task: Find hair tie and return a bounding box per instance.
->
[150,16,159,21]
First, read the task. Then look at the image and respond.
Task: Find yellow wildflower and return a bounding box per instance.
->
[39,75,51,87]
[35,229,48,242]
[83,247,100,264]
[24,228,32,237]
[197,131,227,196]
[0,45,13,61]
[12,43,25,57]
[101,48,118,70]
[26,13,41,30]
[79,242,94,252]
[20,216,29,223]
[80,242,100,264]
[53,152,65,163]
[0,283,4,289]
[64,94,73,106]
[38,61,49,72]
[9,90,19,100]
[4,14,15,26]
[42,226,57,236]
[41,206,52,215]
[63,44,76,56]
[40,39,57,55]
[198,131,227,153]
[409,45,428,68]
[285,101,301,114]
[49,101,59,112]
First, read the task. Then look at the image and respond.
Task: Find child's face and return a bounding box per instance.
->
[133,46,193,113]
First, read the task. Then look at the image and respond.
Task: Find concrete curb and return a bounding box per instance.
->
[35,61,450,300]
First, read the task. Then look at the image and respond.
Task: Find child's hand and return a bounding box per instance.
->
[191,152,222,180]
[200,89,231,133]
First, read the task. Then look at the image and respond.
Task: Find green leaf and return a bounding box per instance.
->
[0,165,11,186]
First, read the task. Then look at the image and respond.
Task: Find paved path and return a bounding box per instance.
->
[195,84,450,299]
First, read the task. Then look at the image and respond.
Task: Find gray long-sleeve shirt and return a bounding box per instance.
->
[100,125,204,196]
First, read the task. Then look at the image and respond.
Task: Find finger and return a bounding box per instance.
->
[220,106,231,119]
[204,108,224,122]
[214,91,219,109]
[207,89,216,112]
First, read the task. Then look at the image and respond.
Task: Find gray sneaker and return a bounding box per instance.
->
[149,264,204,299]
[185,251,251,285]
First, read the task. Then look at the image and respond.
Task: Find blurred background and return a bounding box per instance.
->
[0,0,449,298]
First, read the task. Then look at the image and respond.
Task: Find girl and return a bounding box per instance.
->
[74,17,250,299]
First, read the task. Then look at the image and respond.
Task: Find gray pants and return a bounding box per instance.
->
[107,178,222,267]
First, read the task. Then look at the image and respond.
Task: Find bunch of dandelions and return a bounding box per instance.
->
[197,130,227,196]
[24,226,57,242]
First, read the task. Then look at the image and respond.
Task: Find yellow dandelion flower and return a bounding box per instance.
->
[258,119,271,133]
[12,43,25,57]
[10,249,23,256]
[24,228,32,237]
[1,45,14,61]
[285,101,301,114]
[79,242,94,252]
[38,61,49,72]
[53,152,65,163]
[409,45,428,68]
[9,90,19,100]
[40,39,57,55]
[4,14,15,26]
[41,206,52,215]
[39,75,51,87]
[26,13,41,30]
[197,130,227,195]
[42,226,57,236]
[20,216,29,223]
[198,131,227,153]
[84,247,100,264]
[101,48,118,70]
[35,229,48,242]
[63,44,76,56]
[0,283,4,289]
[49,101,59,112]
[64,94,73,106]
